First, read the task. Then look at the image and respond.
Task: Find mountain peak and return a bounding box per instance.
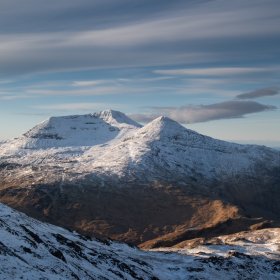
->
[139,115,189,139]
[19,110,140,149]
[94,109,141,127]
[153,115,172,122]
[96,109,123,117]
[153,115,179,125]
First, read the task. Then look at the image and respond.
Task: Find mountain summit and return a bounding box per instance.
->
[7,110,141,149]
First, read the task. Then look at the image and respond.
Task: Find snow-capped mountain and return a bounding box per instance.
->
[0,110,278,181]
[0,202,279,280]
[0,110,279,247]
[79,115,279,180]
[3,110,140,150]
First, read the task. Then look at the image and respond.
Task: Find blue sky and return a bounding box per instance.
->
[0,0,279,146]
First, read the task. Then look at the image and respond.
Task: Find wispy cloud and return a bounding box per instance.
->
[154,67,271,76]
[130,101,276,124]
[72,77,173,87]
[0,91,32,100]
[26,86,121,96]
[0,0,279,76]
[42,2,280,48]
[32,102,122,111]
[72,80,107,87]
[0,95,25,100]
[236,87,280,99]
[0,80,13,85]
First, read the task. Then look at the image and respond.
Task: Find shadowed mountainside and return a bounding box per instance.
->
[1,202,279,279]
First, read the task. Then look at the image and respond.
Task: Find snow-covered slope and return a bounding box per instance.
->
[78,115,279,180]
[0,110,278,182]
[0,202,279,280]
[2,110,140,150]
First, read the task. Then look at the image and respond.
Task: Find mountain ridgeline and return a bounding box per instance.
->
[0,110,279,247]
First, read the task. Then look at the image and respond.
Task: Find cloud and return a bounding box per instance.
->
[72,80,107,87]
[0,0,279,76]
[236,87,279,99]
[130,101,276,124]
[0,95,26,100]
[0,0,191,34]
[26,86,122,96]
[32,102,122,111]
[0,91,32,100]
[71,77,172,87]
[154,67,269,76]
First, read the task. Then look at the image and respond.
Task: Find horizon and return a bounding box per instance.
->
[0,0,279,147]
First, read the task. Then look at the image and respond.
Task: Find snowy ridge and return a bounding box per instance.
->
[79,115,279,180]
[3,110,140,150]
[0,202,279,280]
[0,110,279,183]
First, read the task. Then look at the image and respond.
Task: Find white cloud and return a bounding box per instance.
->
[154,67,270,76]
[26,86,122,96]
[33,102,121,111]
[72,80,107,87]
[0,0,279,76]
[130,101,276,124]
[236,87,280,99]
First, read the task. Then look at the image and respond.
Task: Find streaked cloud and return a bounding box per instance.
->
[154,67,270,76]
[130,101,276,124]
[32,102,122,111]
[72,80,107,87]
[0,0,279,76]
[0,91,32,100]
[26,86,122,96]
[236,87,280,99]
[0,95,27,100]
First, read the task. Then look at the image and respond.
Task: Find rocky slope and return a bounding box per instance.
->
[0,202,279,280]
[0,110,279,247]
